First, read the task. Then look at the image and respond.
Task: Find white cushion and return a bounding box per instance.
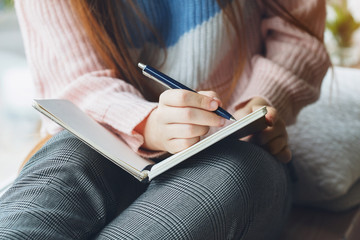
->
[287,67,360,210]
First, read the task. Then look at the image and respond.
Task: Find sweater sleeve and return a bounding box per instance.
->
[15,0,161,157]
[233,0,330,125]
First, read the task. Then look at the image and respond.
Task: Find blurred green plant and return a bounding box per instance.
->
[0,0,13,10]
[327,0,360,48]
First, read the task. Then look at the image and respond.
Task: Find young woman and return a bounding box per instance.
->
[0,0,329,239]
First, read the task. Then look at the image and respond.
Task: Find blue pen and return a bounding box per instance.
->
[138,63,236,121]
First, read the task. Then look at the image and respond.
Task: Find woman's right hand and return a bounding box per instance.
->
[141,89,225,153]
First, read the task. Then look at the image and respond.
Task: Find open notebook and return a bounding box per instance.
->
[33,99,267,182]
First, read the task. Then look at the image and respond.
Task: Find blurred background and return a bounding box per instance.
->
[0,0,40,193]
[0,0,360,192]
[327,0,360,67]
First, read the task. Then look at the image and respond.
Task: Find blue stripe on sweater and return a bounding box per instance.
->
[133,0,221,47]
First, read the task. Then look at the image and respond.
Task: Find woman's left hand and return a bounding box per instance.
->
[234,97,292,163]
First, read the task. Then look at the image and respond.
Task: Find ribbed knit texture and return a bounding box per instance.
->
[15,0,330,157]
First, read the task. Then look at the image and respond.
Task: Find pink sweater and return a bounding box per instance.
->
[15,0,330,157]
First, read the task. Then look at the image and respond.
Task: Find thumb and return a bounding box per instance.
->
[261,106,278,127]
[250,104,264,112]
[250,104,273,126]
[198,91,223,107]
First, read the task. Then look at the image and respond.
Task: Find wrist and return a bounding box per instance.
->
[140,108,164,152]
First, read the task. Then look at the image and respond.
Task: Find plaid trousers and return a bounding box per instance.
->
[0,131,291,240]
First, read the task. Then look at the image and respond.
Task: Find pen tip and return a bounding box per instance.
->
[138,62,146,70]
[230,117,237,122]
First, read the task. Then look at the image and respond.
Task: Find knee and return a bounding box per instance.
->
[205,140,291,239]
[151,140,291,239]
[166,139,289,202]
[21,130,105,179]
[197,139,291,217]
[199,140,288,194]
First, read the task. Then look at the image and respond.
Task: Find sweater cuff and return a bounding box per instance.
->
[233,56,322,124]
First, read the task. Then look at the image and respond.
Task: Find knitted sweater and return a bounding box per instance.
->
[15,0,330,157]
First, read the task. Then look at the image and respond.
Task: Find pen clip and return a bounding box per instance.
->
[142,71,172,90]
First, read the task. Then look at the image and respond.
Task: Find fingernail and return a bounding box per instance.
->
[210,100,218,109]
[213,97,222,107]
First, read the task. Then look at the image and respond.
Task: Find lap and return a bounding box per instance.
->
[0,131,146,239]
[97,139,292,240]
[0,131,291,240]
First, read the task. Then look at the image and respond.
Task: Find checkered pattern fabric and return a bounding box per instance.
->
[0,131,291,239]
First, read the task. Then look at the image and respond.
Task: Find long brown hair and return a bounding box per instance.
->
[70,0,322,101]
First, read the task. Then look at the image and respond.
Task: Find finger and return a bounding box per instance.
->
[198,91,223,107]
[274,146,292,163]
[159,89,219,111]
[165,124,210,139]
[160,105,225,127]
[234,107,252,120]
[263,136,288,156]
[261,106,279,127]
[254,119,287,145]
[166,137,200,154]
[240,135,252,142]
[197,90,220,99]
